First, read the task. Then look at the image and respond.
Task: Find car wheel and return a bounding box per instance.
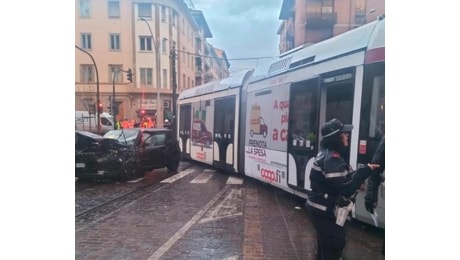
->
[166,151,181,172]
[118,160,138,182]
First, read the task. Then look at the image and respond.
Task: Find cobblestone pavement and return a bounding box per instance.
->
[76,162,384,259]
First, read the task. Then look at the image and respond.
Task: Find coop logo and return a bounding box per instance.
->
[196,151,206,160]
[260,167,281,183]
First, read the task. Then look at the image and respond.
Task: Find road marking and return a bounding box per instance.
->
[199,188,242,224]
[226,176,243,185]
[190,172,214,183]
[160,168,194,183]
[127,177,144,183]
[148,186,230,259]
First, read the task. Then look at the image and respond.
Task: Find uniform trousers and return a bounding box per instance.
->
[308,211,346,260]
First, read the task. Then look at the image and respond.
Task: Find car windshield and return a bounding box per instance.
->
[103,129,139,145]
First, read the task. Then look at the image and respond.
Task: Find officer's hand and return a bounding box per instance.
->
[367,163,380,171]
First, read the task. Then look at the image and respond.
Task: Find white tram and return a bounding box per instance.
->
[177,17,385,228]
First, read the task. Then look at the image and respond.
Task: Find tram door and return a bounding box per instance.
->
[287,78,320,189]
[213,96,235,170]
[179,104,191,159]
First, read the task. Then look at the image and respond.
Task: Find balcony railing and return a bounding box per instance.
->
[305,12,337,28]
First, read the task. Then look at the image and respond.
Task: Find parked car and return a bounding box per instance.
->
[75,128,181,181]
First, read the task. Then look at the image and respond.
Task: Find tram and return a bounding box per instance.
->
[177,17,385,228]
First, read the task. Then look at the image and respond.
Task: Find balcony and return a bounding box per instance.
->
[305,12,337,28]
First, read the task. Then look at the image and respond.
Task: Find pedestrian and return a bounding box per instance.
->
[115,120,121,130]
[305,118,380,260]
[365,135,385,255]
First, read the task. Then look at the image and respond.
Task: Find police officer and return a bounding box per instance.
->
[305,118,380,260]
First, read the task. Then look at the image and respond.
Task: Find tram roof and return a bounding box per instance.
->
[260,17,385,79]
[178,69,253,100]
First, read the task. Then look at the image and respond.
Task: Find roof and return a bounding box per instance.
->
[213,47,230,68]
[279,0,294,20]
[178,69,253,100]
[191,10,212,38]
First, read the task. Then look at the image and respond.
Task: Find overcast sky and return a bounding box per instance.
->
[191,0,284,73]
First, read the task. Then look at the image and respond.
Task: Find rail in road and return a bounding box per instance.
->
[75,162,384,259]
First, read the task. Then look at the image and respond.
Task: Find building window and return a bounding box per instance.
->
[172,12,177,26]
[80,0,91,18]
[162,69,168,88]
[108,0,120,18]
[162,38,168,53]
[321,0,333,13]
[109,65,123,82]
[161,6,166,22]
[140,68,153,85]
[109,34,120,50]
[140,36,152,51]
[81,33,92,49]
[138,3,151,19]
[81,64,94,82]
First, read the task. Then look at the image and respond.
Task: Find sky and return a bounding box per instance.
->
[191,0,284,73]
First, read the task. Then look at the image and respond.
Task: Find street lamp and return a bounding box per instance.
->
[75,45,101,134]
[140,17,161,128]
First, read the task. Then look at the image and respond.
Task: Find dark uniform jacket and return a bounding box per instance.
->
[306,148,373,218]
[365,136,385,213]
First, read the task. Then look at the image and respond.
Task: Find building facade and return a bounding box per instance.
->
[75,0,229,127]
[277,0,385,54]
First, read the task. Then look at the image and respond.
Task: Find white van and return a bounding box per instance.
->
[75,111,114,134]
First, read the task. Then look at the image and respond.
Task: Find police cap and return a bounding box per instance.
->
[321,118,353,138]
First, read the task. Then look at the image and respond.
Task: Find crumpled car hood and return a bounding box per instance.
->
[75,131,134,177]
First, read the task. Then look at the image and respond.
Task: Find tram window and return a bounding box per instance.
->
[290,81,319,143]
[369,75,385,138]
[325,83,354,124]
[214,97,235,139]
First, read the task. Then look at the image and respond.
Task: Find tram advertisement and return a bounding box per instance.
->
[245,86,290,185]
[190,99,214,165]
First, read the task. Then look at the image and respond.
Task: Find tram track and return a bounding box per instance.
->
[75,164,195,221]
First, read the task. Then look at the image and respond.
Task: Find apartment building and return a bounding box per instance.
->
[277,0,385,53]
[75,0,229,126]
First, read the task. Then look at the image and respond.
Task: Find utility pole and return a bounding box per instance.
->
[171,43,177,135]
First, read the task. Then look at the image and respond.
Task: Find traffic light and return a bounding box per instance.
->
[98,101,103,114]
[127,68,133,83]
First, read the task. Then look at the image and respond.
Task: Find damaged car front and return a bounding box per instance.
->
[75,130,138,181]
